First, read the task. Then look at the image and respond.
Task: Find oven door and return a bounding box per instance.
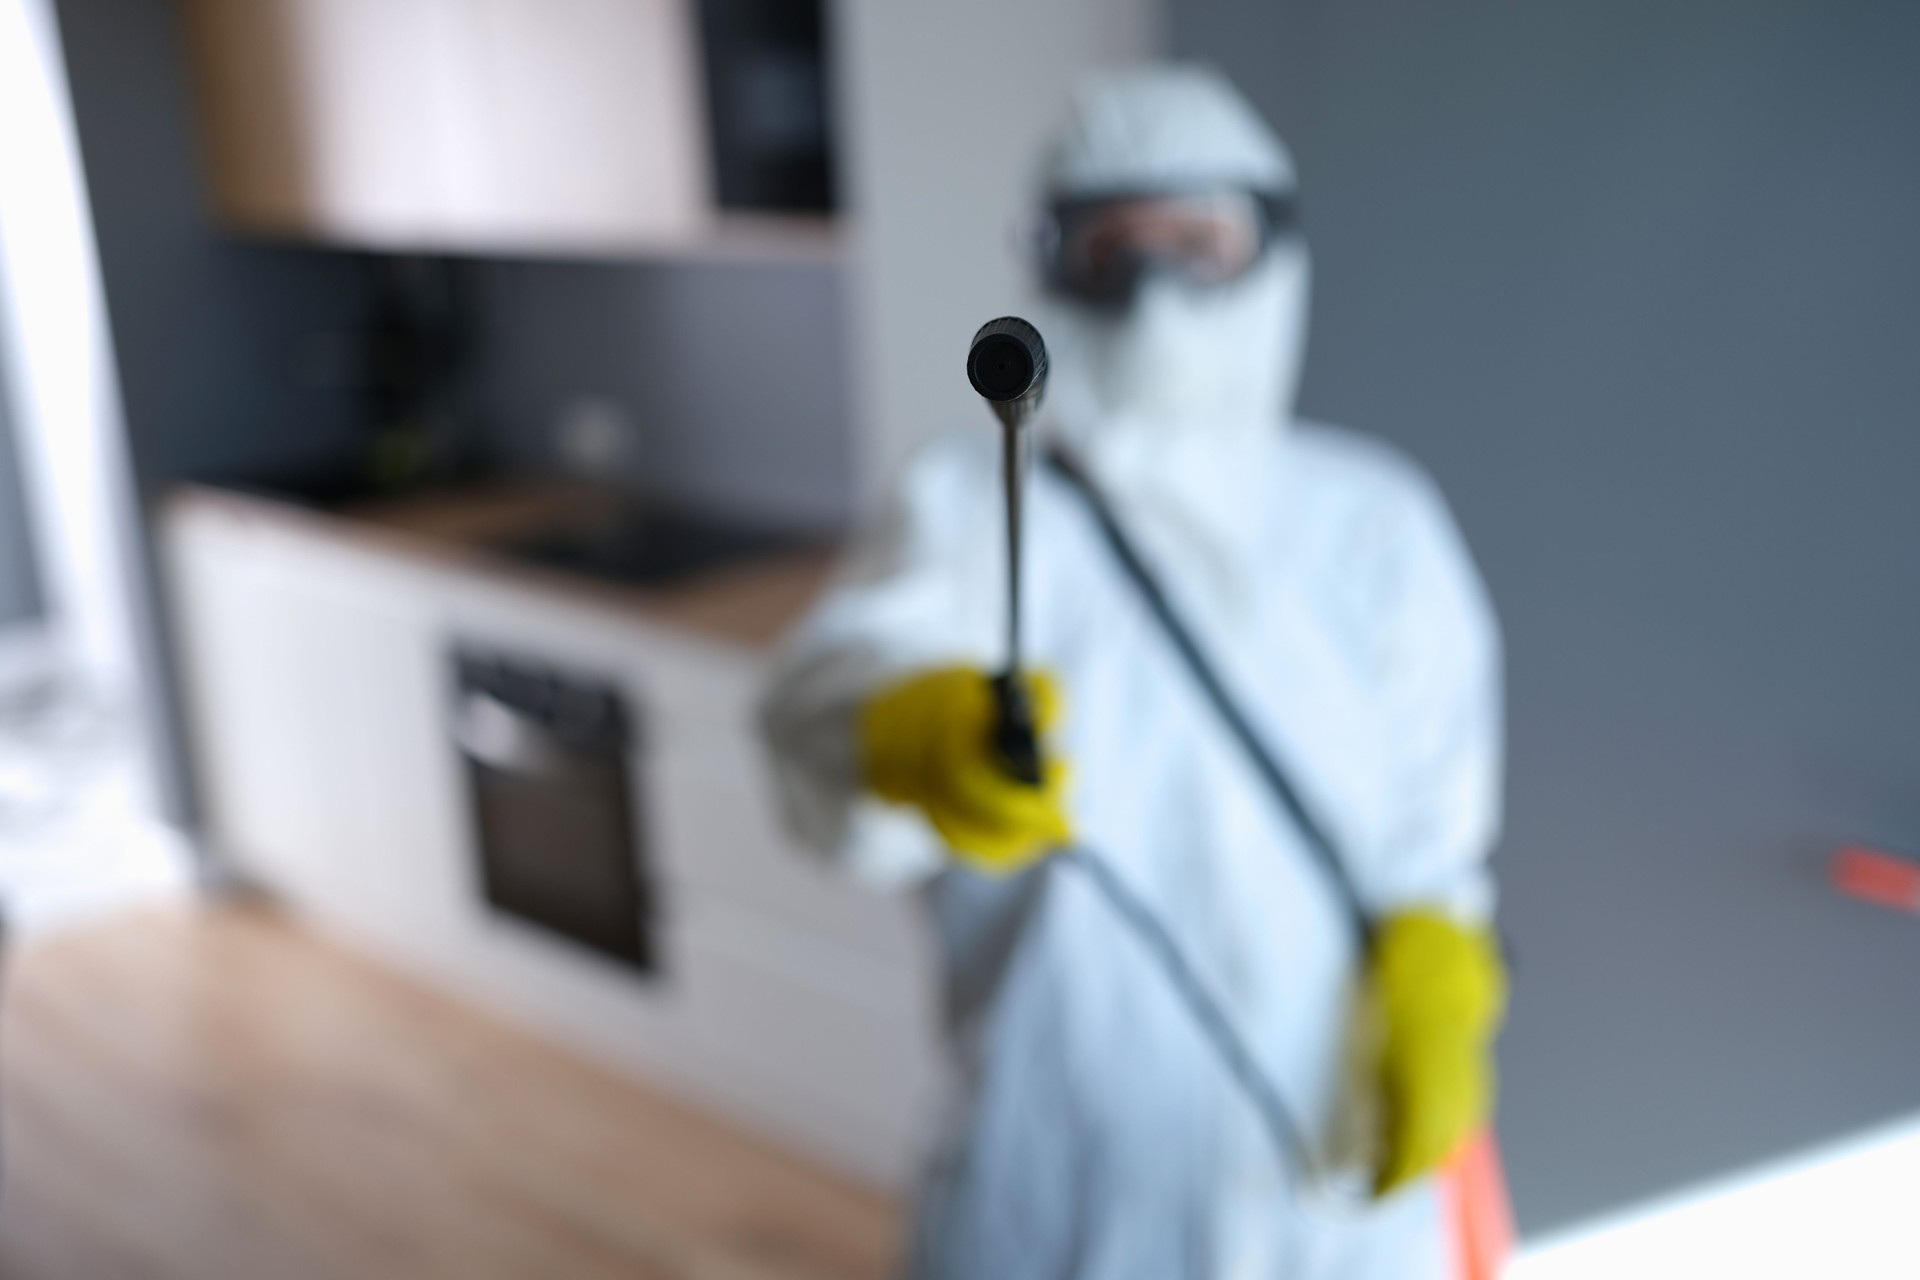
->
[452,649,655,973]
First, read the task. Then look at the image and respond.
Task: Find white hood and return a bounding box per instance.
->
[1037,65,1312,611]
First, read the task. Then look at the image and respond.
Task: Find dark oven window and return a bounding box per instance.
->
[452,648,657,973]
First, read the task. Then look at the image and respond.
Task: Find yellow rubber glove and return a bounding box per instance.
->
[859,665,1071,875]
[1371,909,1508,1197]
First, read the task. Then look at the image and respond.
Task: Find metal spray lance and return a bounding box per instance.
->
[965,316,1050,786]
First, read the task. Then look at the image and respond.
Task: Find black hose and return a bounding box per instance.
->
[1043,447,1375,950]
[1056,846,1315,1181]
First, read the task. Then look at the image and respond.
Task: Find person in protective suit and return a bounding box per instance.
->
[761,64,1507,1280]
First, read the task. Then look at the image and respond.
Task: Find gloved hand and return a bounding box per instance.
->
[1370,909,1507,1197]
[859,665,1071,875]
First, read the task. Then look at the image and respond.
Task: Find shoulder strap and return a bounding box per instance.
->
[1043,446,1375,946]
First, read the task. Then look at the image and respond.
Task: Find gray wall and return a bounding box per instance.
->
[469,256,854,530]
[0,353,44,627]
[57,0,376,490]
[1173,0,1920,1235]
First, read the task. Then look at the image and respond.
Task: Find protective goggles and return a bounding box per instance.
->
[1038,188,1300,308]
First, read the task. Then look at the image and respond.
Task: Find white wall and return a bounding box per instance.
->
[0,0,172,817]
[833,0,1157,503]
[0,0,148,697]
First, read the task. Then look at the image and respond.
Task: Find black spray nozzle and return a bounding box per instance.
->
[968,317,1049,424]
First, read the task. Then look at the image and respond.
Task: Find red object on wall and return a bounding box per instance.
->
[1830,846,1920,915]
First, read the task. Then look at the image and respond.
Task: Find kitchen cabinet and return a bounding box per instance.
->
[162,488,941,1186]
[176,0,830,257]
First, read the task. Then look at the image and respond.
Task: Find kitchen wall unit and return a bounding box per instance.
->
[162,487,943,1186]
[175,0,830,258]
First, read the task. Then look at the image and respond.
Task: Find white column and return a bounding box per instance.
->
[832,0,1158,505]
[0,0,149,699]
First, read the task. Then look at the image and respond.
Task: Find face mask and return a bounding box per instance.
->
[1045,243,1310,442]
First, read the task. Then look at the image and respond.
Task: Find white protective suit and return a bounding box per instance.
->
[761,66,1502,1280]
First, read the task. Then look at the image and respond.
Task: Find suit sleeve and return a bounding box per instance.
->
[757,440,1002,889]
[1370,477,1505,923]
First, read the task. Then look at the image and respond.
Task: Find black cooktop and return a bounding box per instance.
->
[505,506,810,587]
[216,466,818,590]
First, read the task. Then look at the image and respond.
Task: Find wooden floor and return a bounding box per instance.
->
[0,900,899,1280]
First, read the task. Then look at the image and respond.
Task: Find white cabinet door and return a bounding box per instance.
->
[178,0,709,251]
[463,0,709,246]
[180,0,475,242]
[167,506,464,930]
[167,505,339,885]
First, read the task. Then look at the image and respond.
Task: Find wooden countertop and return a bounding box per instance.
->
[164,479,839,651]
